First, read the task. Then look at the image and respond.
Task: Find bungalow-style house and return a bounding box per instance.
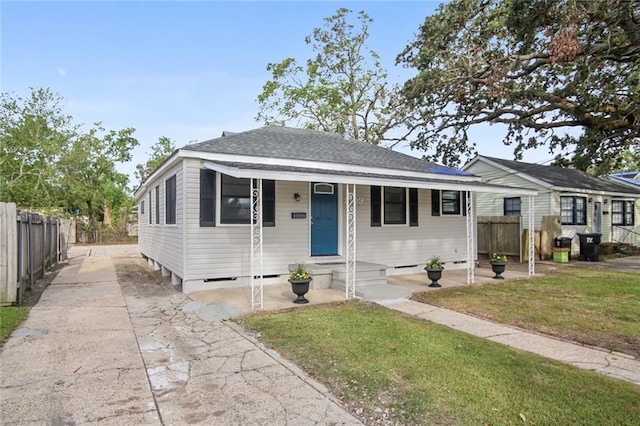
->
[462,155,640,254]
[135,127,536,308]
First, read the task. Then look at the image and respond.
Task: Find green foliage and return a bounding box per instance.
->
[256,8,410,147]
[0,88,139,232]
[0,307,29,345]
[424,255,444,270]
[398,0,640,171]
[135,136,176,185]
[490,252,508,263]
[289,264,310,281]
[0,88,76,208]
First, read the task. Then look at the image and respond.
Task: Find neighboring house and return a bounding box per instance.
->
[135,127,535,306]
[462,155,640,254]
[607,171,640,189]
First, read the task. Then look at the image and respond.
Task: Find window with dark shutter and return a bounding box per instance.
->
[155,186,160,224]
[409,188,418,226]
[259,179,276,227]
[148,191,152,224]
[200,169,216,227]
[371,186,381,226]
[431,189,440,216]
[165,175,177,224]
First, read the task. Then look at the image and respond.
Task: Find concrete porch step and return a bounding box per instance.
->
[331,276,387,288]
[354,284,413,303]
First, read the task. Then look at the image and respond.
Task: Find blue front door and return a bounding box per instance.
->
[311,182,338,256]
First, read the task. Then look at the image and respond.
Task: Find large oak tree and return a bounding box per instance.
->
[398,0,639,171]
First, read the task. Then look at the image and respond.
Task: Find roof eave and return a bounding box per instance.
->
[204,161,537,195]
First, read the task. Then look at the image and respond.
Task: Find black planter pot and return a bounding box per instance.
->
[425,268,443,288]
[289,278,312,304]
[490,262,507,279]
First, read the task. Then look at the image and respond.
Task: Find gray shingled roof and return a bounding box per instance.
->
[481,156,640,194]
[183,126,473,176]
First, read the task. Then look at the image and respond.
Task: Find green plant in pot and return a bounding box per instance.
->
[288,264,312,304]
[424,256,444,288]
[490,252,508,279]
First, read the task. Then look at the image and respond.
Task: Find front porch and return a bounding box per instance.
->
[188,265,537,319]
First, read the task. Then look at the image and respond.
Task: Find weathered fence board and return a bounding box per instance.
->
[477,216,521,258]
[1,203,17,304]
[1,202,64,305]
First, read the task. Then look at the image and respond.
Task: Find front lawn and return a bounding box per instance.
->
[239,302,640,425]
[412,268,640,358]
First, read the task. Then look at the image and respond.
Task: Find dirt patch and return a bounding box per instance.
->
[112,256,180,298]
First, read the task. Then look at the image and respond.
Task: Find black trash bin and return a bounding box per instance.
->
[577,233,601,261]
[554,237,573,260]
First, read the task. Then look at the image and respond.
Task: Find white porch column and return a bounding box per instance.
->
[528,194,535,276]
[466,191,475,284]
[250,179,263,310]
[345,184,356,299]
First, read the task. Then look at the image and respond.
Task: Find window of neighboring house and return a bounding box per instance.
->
[202,171,275,226]
[504,197,521,216]
[560,196,586,225]
[612,200,635,226]
[384,187,406,224]
[442,190,461,215]
[155,185,160,224]
[140,200,145,215]
[148,191,152,225]
[165,175,176,225]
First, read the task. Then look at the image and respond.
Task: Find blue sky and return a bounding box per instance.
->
[2,0,555,185]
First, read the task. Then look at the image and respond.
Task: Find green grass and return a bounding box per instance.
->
[413,268,640,358]
[239,302,640,425]
[0,306,30,344]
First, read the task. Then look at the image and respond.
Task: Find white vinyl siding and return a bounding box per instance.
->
[356,187,468,268]
[137,165,184,277]
[185,162,312,281]
[183,171,470,284]
[464,161,553,229]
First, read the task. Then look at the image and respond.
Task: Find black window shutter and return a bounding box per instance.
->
[200,169,216,227]
[409,188,418,226]
[462,191,467,216]
[431,189,440,216]
[371,186,381,227]
[262,180,276,227]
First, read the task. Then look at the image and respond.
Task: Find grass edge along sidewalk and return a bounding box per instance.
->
[239,301,640,425]
[412,268,640,359]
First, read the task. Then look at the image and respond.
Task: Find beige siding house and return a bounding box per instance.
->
[135,128,535,304]
[463,156,640,255]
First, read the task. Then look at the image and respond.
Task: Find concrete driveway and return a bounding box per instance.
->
[0,245,361,425]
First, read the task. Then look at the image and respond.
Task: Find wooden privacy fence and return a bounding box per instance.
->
[0,202,66,306]
[477,216,521,258]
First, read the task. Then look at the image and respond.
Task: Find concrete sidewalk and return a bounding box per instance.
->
[385,300,640,386]
[0,246,361,425]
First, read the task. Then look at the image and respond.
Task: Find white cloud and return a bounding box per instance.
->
[57,67,67,77]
